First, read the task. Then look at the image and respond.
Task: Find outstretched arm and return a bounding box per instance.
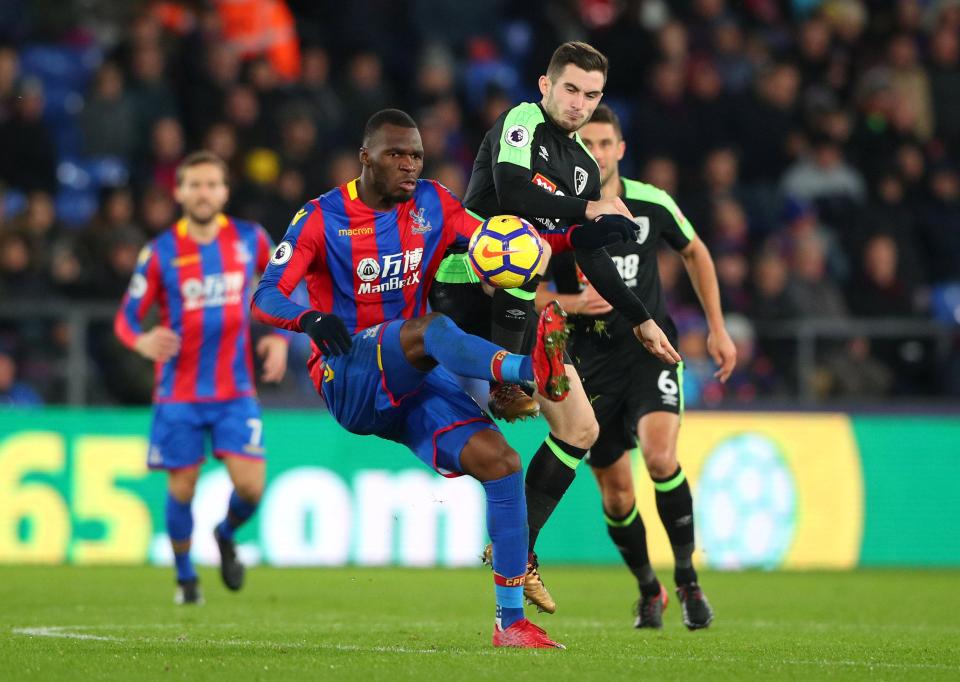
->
[680,237,736,381]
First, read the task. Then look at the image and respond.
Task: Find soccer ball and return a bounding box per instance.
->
[468,215,543,288]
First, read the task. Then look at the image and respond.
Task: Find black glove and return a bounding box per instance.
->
[568,214,639,249]
[299,311,352,356]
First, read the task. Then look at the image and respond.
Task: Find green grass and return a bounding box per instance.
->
[2,566,958,681]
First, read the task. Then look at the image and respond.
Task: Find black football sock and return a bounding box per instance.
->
[490,275,541,359]
[525,433,587,551]
[605,505,660,596]
[653,466,698,585]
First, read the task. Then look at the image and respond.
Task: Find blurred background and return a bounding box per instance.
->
[0,0,957,410]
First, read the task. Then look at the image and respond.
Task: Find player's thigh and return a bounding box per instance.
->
[210,397,266,462]
[632,357,682,477]
[319,324,393,434]
[637,412,681,478]
[148,402,206,471]
[458,427,521,482]
[223,455,266,501]
[397,367,498,477]
[536,364,599,448]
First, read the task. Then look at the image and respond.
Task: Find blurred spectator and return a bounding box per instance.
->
[919,164,960,285]
[0,78,56,193]
[632,60,697,167]
[712,18,754,93]
[0,349,42,407]
[277,106,326,189]
[734,62,801,186]
[291,46,343,143]
[714,246,751,315]
[850,234,916,317]
[751,250,798,322]
[0,46,19,120]
[886,33,933,141]
[786,232,849,318]
[128,43,178,147]
[140,184,177,236]
[641,156,679,196]
[184,42,241,136]
[215,0,301,81]
[780,133,867,207]
[773,197,848,280]
[224,84,271,149]
[688,58,734,160]
[675,312,723,407]
[720,313,781,402]
[141,117,186,194]
[710,196,749,253]
[0,230,48,297]
[341,52,394,147]
[820,337,894,399]
[929,25,960,148]
[79,62,138,160]
[326,149,360,187]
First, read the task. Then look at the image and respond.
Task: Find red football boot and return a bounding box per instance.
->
[532,301,570,401]
[493,618,565,649]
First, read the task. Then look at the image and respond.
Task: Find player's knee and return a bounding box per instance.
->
[563,413,599,450]
[601,482,635,518]
[643,448,678,480]
[234,479,264,504]
[168,468,199,501]
[479,440,522,481]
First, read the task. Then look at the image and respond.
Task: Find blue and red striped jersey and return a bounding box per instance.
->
[252,179,482,335]
[115,214,282,403]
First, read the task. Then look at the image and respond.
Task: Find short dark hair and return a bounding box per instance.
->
[587,104,622,140]
[546,41,608,82]
[363,108,417,145]
[176,150,228,185]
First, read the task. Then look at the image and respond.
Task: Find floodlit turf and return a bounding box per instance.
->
[2,566,958,681]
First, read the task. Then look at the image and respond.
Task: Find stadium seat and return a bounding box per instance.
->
[55,187,98,227]
[930,283,960,326]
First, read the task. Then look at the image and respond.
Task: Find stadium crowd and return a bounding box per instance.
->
[0,0,958,406]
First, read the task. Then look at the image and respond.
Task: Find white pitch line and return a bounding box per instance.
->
[12,627,118,642]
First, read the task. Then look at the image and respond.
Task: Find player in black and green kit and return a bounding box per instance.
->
[431,43,681,614]
[541,104,737,629]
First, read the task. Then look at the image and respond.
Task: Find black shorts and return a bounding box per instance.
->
[571,329,684,469]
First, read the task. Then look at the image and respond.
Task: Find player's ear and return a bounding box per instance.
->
[617,140,626,162]
[538,74,550,98]
[359,146,370,168]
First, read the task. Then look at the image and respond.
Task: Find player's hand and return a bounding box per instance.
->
[707,327,737,382]
[633,319,682,365]
[569,214,638,250]
[578,284,613,316]
[257,335,289,383]
[585,196,632,221]
[300,311,353,356]
[134,327,181,362]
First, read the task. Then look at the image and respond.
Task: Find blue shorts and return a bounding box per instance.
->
[319,320,496,476]
[147,396,265,470]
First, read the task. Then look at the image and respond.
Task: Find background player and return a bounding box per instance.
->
[115,151,289,604]
[434,41,680,613]
[540,104,736,629]
[252,109,602,648]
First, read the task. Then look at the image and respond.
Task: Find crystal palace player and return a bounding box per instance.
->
[543,105,737,629]
[251,109,632,648]
[115,151,289,605]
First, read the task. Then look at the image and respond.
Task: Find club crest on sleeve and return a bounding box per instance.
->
[271,241,293,265]
[505,125,529,148]
[128,273,147,298]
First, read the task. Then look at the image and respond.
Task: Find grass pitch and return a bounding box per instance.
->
[2,566,958,681]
